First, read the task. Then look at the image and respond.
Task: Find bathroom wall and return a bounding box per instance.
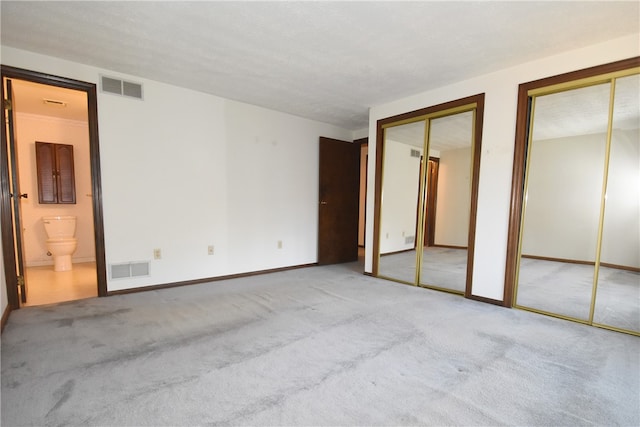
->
[366,34,640,301]
[14,113,95,266]
[1,46,353,292]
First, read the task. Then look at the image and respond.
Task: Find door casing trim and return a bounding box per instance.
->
[503,56,640,309]
[1,65,107,308]
[372,93,485,300]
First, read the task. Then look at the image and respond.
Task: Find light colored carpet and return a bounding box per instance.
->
[378,247,467,292]
[2,262,639,426]
[517,258,595,320]
[593,266,640,331]
[517,258,640,332]
[420,247,467,292]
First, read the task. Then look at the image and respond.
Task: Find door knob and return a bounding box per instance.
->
[19,193,28,199]
[320,201,328,205]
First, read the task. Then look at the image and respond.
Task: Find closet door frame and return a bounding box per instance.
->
[504,57,640,326]
[373,93,485,299]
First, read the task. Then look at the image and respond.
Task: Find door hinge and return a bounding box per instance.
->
[17,276,24,288]
[4,98,12,111]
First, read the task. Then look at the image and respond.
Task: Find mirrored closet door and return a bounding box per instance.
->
[375,95,483,296]
[513,65,639,335]
[592,73,640,333]
[418,110,475,293]
[377,120,425,285]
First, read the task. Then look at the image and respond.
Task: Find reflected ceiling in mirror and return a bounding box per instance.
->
[384,111,474,152]
[613,73,640,130]
[429,111,473,151]
[384,121,424,148]
[533,79,640,140]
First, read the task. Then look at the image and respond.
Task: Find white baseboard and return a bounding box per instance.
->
[26,257,96,268]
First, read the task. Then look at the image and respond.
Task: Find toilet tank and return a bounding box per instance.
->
[42,216,77,238]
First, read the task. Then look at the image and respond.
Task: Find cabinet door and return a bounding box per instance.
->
[35,142,76,204]
[55,144,76,204]
[35,142,56,203]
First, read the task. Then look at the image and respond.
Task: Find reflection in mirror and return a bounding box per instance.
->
[593,74,640,333]
[378,120,425,284]
[419,111,474,293]
[516,83,611,320]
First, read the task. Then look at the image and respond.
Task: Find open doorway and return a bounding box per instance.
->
[1,66,107,309]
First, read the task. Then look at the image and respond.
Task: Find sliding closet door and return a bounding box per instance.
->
[419,110,474,293]
[592,74,640,333]
[377,120,425,285]
[515,83,610,321]
[511,60,640,335]
[375,95,483,296]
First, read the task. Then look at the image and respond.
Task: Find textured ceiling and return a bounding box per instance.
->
[533,74,640,141]
[385,112,474,152]
[387,73,640,149]
[1,1,639,130]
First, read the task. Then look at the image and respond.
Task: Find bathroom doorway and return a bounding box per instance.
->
[1,66,107,308]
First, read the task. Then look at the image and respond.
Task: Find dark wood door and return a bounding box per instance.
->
[5,79,28,303]
[424,158,439,246]
[318,137,360,265]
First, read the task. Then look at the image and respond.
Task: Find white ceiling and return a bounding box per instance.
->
[533,74,640,141]
[385,111,474,151]
[1,1,639,130]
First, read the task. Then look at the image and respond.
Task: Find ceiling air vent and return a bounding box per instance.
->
[43,98,67,107]
[101,75,143,100]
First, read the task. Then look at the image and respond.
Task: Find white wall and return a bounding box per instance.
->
[366,34,640,301]
[521,133,605,261]
[379,140,421,254]
[434,147,471,247]
[1,46,352,292]
[224,101,351,274]
[14,113,95,266]
[601,129,640,268]
[519,129,638,268]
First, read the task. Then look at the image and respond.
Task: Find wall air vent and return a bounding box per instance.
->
[110,261,150,279]
[101,75,143,100]
[410,149,421,158]
[405,236,415,245]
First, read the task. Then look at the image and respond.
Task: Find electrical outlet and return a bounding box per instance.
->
[277,240,283,249]
[153,248,161,259]
[208,245,214,255]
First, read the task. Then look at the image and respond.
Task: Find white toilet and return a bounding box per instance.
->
[43,216,78,272]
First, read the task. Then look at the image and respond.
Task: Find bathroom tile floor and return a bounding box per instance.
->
[23,262,98,307]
